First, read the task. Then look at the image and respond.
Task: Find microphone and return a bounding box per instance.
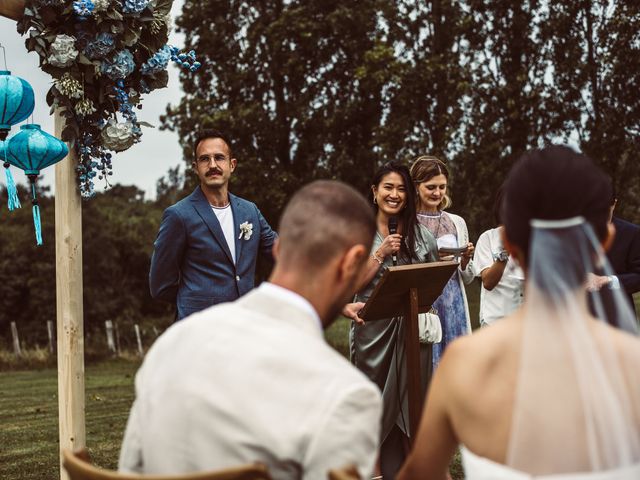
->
[388,216,398,266]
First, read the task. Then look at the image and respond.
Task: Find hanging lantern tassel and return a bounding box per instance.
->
[4,161,21,211]
[1,140,21,210]
[28,175,42,246]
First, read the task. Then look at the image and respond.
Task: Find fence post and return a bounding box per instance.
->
[134,324,143,356]
[105,320,116,355]
[47,320,55,354]
[10,322,22,358]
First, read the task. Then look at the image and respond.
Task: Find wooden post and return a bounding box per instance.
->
[0,0,25,21]
[10,321,22,357]
[404,287,421,441]
[54,110,85,480]
[105,320,116,355]
[47,320,55,353]
[0,8,85,479]
[134,324,143,356]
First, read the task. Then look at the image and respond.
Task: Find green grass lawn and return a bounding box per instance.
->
[0,359,140,480]
[1,285,636,480]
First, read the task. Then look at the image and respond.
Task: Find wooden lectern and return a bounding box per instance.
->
[359,260,458,440]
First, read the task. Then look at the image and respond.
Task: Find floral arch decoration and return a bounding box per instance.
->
[16,0,200,197]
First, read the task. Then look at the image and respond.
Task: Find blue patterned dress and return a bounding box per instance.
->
[417,211,470,369]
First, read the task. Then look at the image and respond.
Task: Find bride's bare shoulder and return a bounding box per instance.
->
[446,314,521,358]
[604,323,640,359]
[438,313,522,389]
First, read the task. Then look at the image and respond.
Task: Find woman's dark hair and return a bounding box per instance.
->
[371,162,417,258]
[502,145,612,267]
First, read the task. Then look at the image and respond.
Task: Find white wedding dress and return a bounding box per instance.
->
[460,218,640,480]
[461,446,640,480]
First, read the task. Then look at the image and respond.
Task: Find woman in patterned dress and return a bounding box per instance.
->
[410,156,475,369]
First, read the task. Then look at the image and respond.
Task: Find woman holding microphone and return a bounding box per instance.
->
[348,161,438,478]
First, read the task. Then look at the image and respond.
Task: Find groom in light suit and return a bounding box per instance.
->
[120,181,383,479]
[149,129,277,320]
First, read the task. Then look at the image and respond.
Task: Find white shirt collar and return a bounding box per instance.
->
[258,282,323,332]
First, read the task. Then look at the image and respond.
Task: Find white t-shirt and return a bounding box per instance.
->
[211,204,236,264]
[474,227,524,326]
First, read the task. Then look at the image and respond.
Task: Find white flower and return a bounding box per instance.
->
[48,34,79,68]
[55,73,83,99]
[75,98,96,117]
[101,120,135,152]
[93,0,110,11]
[238,221,253,240]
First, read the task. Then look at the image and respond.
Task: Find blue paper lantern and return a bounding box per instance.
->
[0,71,35,140]
[5,124,69,245]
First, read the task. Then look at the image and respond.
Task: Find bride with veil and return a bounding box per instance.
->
[398,145,640,479]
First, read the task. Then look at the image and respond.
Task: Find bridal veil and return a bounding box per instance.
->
[502,147,640,475]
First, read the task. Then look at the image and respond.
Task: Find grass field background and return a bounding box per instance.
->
[2,282,638,480]
[0,359,139,479]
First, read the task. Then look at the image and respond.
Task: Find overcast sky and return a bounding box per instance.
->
[0,1,187,200]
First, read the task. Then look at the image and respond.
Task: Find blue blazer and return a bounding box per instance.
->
[149,187,277,320]
[608,216,640,315]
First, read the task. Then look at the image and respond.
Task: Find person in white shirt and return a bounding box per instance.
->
[119,180,383,479]
[473,189,524,326]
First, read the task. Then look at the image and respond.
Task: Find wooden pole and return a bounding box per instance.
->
[0,8,85,479]
[47,320,55,353]
[0,0,25,21]
[105,320,116,355]
[404,287,422,442]
[10,321,22,357]
[54,110,85,480]
[134,324,143,356]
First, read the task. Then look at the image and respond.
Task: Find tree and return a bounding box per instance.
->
[162,0,410,223]
[544,1,640,221]
[0,183,174,347]
[0,185,56,348]
[163,0,640,236]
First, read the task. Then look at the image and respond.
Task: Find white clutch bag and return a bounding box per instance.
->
[417,307,442,344]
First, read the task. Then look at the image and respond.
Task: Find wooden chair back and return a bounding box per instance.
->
[327,465,361,480]
[62,448,272,480]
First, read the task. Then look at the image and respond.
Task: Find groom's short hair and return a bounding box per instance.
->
[193,129,234,159]
[278,181,375,272]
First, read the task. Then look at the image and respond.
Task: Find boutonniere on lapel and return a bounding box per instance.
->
[238,221,253,240]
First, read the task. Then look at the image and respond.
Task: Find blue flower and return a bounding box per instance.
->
[140,45,172,76]
[122,0,148,14]
[169,46,201,72]
[73,0,94,17]
[101,50,135,80]
[85,32,115,60]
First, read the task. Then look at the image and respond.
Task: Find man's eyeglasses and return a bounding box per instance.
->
[197,154,230,165]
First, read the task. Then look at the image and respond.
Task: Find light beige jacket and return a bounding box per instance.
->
[119,284,382,480]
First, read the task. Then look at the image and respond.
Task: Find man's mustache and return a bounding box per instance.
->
[205,168,223,177]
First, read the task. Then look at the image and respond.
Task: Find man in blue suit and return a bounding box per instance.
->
[587,192,640,320]
[149,129,277,320]
[608,214,640,317]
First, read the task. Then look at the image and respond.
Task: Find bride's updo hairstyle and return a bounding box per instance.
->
[502,145,612,271]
